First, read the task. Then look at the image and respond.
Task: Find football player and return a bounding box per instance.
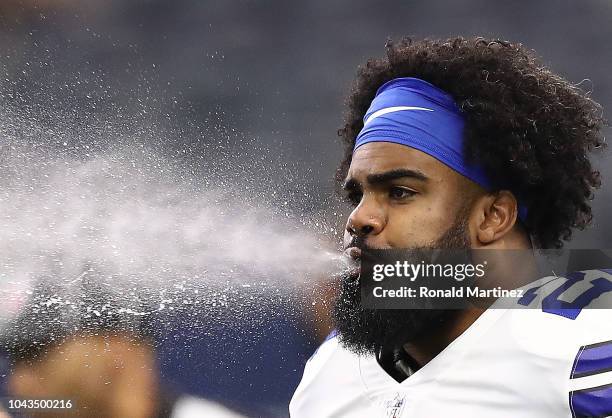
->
[291,37,611,417]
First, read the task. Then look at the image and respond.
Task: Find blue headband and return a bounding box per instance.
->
[354,77,527,221]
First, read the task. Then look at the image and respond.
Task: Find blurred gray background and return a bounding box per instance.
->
[1,0,610,246]
[0,1,611,416]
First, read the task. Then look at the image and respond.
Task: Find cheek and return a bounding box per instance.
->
[385,205,451,247]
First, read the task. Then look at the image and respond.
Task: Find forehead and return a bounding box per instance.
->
[347,142,458,182]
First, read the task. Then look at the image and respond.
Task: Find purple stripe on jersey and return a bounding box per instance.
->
[570,383,612,418]
[572,340,612,379]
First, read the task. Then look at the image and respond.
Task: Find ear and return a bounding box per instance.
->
[473,190,518,245]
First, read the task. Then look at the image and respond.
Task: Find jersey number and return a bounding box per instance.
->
[518,271,612,320]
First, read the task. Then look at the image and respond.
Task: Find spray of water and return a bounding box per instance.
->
[1,144,350,304]
[0,114,352,355]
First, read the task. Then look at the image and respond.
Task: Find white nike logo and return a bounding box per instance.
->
[364,106,434,127]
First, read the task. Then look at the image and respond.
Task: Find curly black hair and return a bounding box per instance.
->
[337,37,606,249]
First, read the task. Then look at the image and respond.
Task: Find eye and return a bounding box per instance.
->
[389,186,416,200]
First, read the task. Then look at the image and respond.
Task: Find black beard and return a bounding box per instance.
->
[332,214,471,356]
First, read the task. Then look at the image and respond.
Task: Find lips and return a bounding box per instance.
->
[343,247,362,280]
[344,246,362,261]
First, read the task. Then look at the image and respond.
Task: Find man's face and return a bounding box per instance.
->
[342,142,477,251]
[334,142,479,354]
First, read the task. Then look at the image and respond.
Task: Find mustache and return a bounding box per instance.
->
[344,235,366,251]
[343,236,384,252]
[343,236,394,253]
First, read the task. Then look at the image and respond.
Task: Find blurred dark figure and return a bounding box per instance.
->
[0,280,246,418]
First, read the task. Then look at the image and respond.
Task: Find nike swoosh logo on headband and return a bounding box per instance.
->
[363,106,434,126]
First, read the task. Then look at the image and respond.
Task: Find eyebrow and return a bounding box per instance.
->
[343,168,428,190]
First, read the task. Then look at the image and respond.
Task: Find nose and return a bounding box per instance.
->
[345,200,385,238]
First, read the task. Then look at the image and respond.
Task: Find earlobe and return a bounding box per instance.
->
[473,195,496,245]
[477,224,496,244]
[476,211,496,244]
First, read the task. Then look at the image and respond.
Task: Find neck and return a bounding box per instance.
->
[402,306,484,368]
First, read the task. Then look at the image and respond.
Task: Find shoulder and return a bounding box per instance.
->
[492,269,612,350]
[467,271,612,416]
[477,270,612,377]
[507,269,612,320]
[494,270,612,409]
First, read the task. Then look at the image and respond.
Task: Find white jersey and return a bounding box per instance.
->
[290,269,612,418]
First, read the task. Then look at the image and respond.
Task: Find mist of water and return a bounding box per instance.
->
[0,129,358,365]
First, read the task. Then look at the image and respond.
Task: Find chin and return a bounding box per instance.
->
[332,269,453,355]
